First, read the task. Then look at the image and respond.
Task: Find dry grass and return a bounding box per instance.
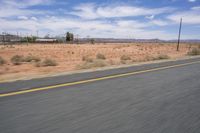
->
[188,48,200,56]
[10,55,24,65]
[120,55,131,61]
[0,56,6,65]
[78,59,107,69]
[120,55,131,64]
[0,43,192,81]
[82,56,93,62]
[96,53,106,60]
[36,58,57,67]
[154,54,170,60]
[24,55,41,62]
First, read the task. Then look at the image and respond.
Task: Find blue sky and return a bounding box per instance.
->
[0,0,200,39]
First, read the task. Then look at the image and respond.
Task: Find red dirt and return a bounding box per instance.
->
[0,43,195,81]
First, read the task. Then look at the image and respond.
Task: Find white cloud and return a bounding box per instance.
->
[71,3,98,19]
[0,1,199,39]
[0,0,54,18]
[1,0,53,8]
[117,20,150,28]
[146,15,155,20]
[150,20,169,26]
[70,3,175,19]
[31,17,38,21]
[188,0,196,2]
[18,16,29,20]
[191,6,200,10]
[167,10,200,24]
[0,17,177,39]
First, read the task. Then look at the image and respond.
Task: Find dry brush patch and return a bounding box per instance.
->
[96,53,106,60]
[11,55,24,65]
[188,48,200,56]
[0,43,190,81]
[36,58,58,67]
[0,56,6,65]
[77,59,107,69]
[120,55,132,64]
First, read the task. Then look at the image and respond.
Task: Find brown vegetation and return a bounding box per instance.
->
[0,43,198,81]
[0,56,6,65]
[187,48,200,56]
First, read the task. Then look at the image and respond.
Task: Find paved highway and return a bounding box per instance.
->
[0,58,200,133]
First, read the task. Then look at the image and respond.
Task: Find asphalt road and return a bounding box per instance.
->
[0,58,200,133]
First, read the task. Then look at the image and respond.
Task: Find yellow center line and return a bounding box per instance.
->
[0,60,200,98]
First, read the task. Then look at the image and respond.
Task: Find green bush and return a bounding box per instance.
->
[24,55,41,62]
[0,56,6,65]
[96,53,106,60]
[11,55,24,65]
[188,48,200,56]
[42,59,57,66]
[120,55,131,61]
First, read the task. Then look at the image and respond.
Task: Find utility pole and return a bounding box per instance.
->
[2,32,5,46]
[177,18,182,51]
[87,35,90,44]
[76,34,79,44]
[26,33,29,45]
[36,30,39,38]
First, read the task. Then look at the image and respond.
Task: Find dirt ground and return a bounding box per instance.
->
[0,43,197,81]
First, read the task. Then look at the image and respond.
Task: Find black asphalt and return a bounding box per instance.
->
[0,57,200,133]
[0,57,200,94]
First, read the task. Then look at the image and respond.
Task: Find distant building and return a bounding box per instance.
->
[0,34,21,43]
[35,38,58,43]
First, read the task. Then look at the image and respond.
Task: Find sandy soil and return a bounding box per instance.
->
[0,43,196,81]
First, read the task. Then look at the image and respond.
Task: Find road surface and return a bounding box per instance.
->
[0,58,200,133]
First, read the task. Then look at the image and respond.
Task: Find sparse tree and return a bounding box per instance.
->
[20,36,36,43]
[70,33,74,42]
[66,32,74,43]
[66,32,70,42]
[90,38,95,44]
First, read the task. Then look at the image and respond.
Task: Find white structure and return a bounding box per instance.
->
[36,38,57,43]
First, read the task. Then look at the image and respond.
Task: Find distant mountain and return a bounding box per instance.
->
[79,38,200,43]
[1,34,200,44]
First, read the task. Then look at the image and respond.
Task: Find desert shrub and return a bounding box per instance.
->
[108,59,116,65]
[120,55,131,64]
[42,59,57,66]
[96,53,106,60]
[11,55,24,65]
[120,60,127,64]
[188,48,200,56]
[78,59,106,69]
[155,54,170,60]
[82,56,93,63]
[143,56,155,61]
[120,55,131,61]
[143,54,170,62]
[24,55,41,62]
[0,56,6,65]
[35,62,42,67]
[92,60,107,67]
